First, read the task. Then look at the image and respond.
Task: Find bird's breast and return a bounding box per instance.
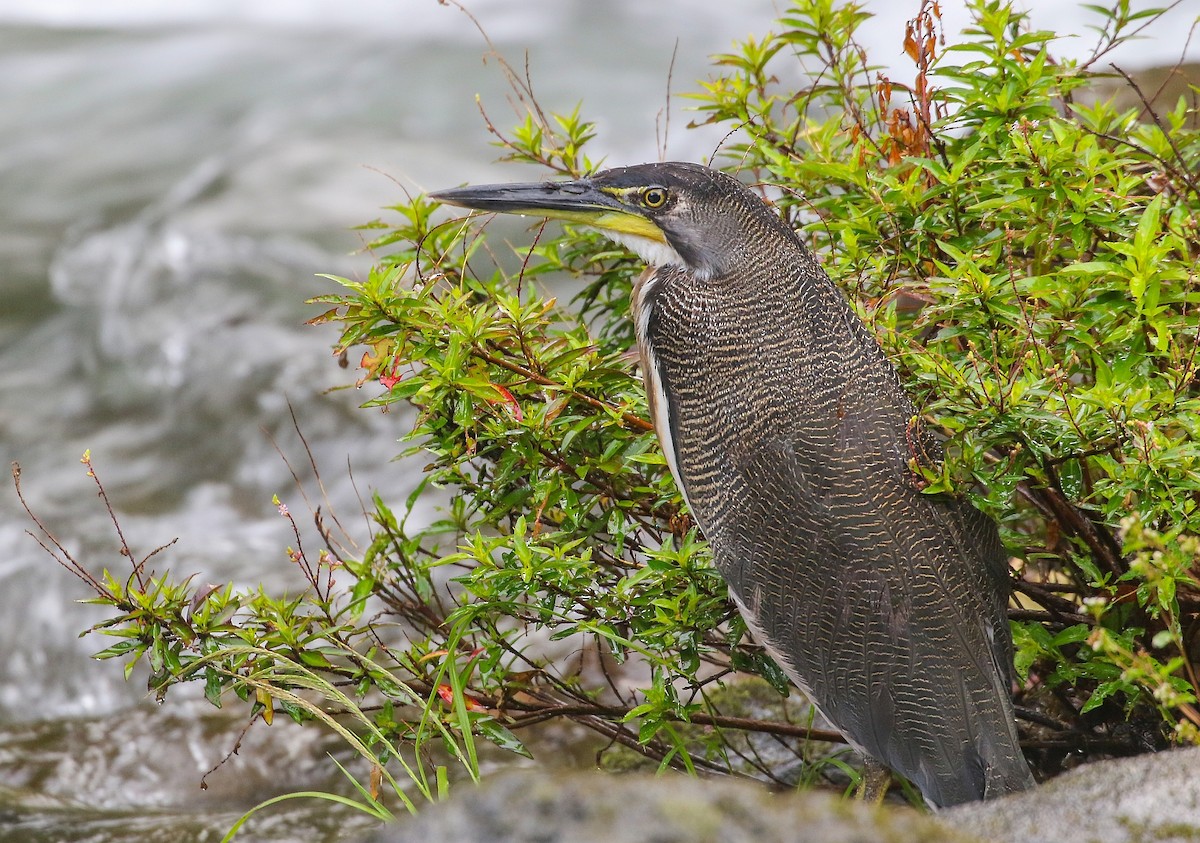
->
[632,262,919,534]
[631,266,693,510]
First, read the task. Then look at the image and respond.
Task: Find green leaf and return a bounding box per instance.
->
[204,667,224,707]
[476,717,533,759]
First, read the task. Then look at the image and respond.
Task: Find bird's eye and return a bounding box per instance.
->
[641,187,669,209]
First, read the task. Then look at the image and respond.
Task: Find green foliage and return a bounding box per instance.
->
[25,0,1200,819]
[691,0,1200,754]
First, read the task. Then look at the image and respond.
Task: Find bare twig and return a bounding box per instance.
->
[656,39,679,162]
[473,344,653,432]
[12,461,109,596]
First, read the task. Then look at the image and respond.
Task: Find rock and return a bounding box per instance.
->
[361,746,1200,843]
[362,769,979,843]
[944,746,1200,843]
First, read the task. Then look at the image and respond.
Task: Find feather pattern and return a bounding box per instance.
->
[432,161,1034,808]
[623,163,1033,808]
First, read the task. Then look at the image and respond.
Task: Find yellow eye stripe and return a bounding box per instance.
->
[603,186,668,210]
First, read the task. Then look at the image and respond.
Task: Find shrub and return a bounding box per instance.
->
[24,0,1200,815]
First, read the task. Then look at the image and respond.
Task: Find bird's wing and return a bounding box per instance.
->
[640,262,1030,803]
[705,423,1021,805]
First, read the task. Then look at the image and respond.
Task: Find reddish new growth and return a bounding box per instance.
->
[489,383,523,421]
[380,361,403,390]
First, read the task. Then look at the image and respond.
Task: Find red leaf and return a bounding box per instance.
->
[436,682,486,711]
[903,25,920,63]
[490,384,524,421]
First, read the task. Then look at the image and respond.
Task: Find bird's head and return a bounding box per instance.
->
[431,161,797,280]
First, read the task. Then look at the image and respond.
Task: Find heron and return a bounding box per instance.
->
[431,161,1035,807]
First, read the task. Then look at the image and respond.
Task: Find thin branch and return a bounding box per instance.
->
[472,345,653,432]
[12,461,108,596]
[1108,63,1200,200]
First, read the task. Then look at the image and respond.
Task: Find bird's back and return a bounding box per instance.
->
[638,240,1034,807]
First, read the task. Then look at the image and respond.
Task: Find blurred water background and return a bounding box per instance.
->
[0,1,1195,840]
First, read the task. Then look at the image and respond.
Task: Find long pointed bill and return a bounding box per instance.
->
[430,179,666,244]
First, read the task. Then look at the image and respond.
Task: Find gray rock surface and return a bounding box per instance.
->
[945,746,1200,843]
[362,769,977,843]
[362,746,1200,843]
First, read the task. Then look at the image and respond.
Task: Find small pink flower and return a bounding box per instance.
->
[380,360,403,390]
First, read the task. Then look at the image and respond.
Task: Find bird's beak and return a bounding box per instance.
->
[431,178,667,243]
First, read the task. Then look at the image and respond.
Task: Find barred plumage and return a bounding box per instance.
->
[433,161,1035,807]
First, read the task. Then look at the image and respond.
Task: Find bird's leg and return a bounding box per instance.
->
[858,758,892,805]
